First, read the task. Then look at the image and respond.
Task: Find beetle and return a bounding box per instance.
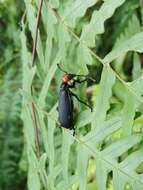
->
[57,64,93,135]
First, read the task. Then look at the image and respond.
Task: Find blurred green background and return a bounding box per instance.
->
[0,1,26,189]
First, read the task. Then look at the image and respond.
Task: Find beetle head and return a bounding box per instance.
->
[57,64,95,85]
[62,74,75,85]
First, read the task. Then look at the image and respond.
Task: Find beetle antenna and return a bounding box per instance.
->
[57,64,67,73]
[76,75,96,82]
[75,74,96,82]
[57,64,96,82]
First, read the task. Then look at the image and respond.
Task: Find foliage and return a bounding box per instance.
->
[1,0,143,189]
[21,0,143,189]
[0,0,26,189]
[21,0,143,190]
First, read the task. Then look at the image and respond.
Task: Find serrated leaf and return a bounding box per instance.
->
[45,7,57,69]
[102,135,142,158]
[113,14,141,74]
[130,74,143,104]
[27,148,41,190]
[58,23,71,61]
[28,166,41,190]
[81,0,125,47]
[77,43,93,68]
[76,109,92,128]
[49,0,59,8]
[21,1,143,190]
[92,64,115,128]
[63,0,97,27]
[132,53,142,80]
[82,117,143,189]
[87,182,98,190]
[96,159,109,190]
[38,61,57,108]
[61,130,74,183]
[121,88,136,136]
[103,32,143,64]
[38,23,71,108]
[24,0,45,69]
[39,153,47,171]
[112,171,126,190]
[56,175,78,190]
[77,146,90,190]
[47,116,56,190]
[85,116,122,143]
[114,14,141,48]
[120,149,143,172]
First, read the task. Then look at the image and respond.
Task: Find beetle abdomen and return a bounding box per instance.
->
[58,89,73,129]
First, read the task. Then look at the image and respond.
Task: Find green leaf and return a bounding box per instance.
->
[77,146,90,190]
[21,1,143,190]
[38,23,71,108]
[85,116,122,143]
[81,0,126,47]
[113,14,141,75]
[63,0,97,27]
[95,159,109,190]
[39,153,47,171]
[102,135,142,158]
[103,32,143,64]
[61,130,74,183]
[27,148,41,190]
[57,23,71,61]
[112,170,126,190]
[130,74,143,103]
[87,182,98,190]
[47,116,56,190]
[76,110,92,128]
[132,53,142,80]
[56,175,78,190]
[122,91,136,136]
[44,7,57,69]
[24,0,45,69]
[77,116,121,190]
[49,0,59,8]
[82,118,143,190]
[114,14,141,48]
[120,149,143,172]
[28,166,41,190]
[37,62,57,108]
[77,43,93,67]
[92,64,115,128]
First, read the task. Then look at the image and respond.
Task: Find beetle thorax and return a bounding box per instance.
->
[62,74,73,85]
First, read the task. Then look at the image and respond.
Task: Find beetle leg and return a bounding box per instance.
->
[73,128,76,136]
[69,125,76,136]
[74,79,87,84]
[70,91,93,112]
[68,81,75,88]
[69,79,87,89]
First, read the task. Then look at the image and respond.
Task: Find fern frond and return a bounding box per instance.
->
[78,117,143,190]
[21,1,143,190]
[81,0,126,47]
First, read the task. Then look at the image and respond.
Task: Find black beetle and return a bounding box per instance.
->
[57,64,93,135]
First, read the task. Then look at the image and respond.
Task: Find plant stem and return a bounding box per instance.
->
[31,0,44,158]
[32,0,44,66]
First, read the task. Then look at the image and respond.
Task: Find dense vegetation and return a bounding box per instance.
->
[0,1,26,189]
[1,0,143,190]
